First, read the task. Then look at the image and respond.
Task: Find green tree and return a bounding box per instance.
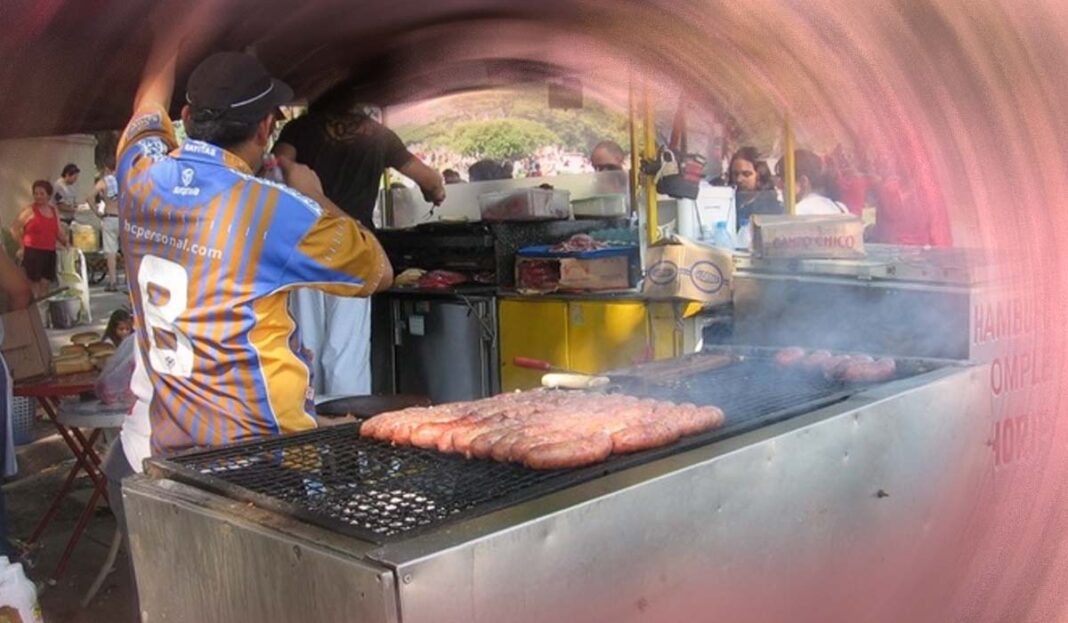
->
[394,85,631,156]
[448,119,560,161]
[395,123,451,147]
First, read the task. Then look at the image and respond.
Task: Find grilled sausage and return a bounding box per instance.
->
[842,357,897,383]
[818,355,852,378]
[359,407,426,439]
[800,350,833,371]
[432,409,526,453]
[522,433,614,470]
[450,414,519,455]
[774,347,807,367]
[611,421,682,454]
[490,430,530,462]
[674,405,725,436]
[364,392,727,468]
[870,358,897,382]
[508,430,582,463]
[365,407,460,444]
[410,421,461,449]
[469,428,520,459]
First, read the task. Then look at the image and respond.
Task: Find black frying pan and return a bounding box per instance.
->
[315,395,431,419]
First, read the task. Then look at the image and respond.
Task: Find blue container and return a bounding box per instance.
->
[10,396,35,446]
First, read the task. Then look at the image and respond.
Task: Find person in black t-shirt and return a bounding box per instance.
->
[275,97,444,228]
[273,90,444,397]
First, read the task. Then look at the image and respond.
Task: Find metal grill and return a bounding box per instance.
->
[148,354,927,544]
[615,356,850,435]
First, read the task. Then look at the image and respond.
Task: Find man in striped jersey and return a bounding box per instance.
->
[104,41,394,516]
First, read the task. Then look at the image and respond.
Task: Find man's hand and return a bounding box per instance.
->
[422,184,446,206]
[398,158,446,208]
[275,155,349,220]
[135,0,221,115]
[277,156,325,198]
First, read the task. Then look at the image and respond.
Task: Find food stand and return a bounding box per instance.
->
[123,51,998,623]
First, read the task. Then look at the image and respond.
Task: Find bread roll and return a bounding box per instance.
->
[59,344,87,357]
[52,352,89,363]
[70,332,101,345]
[87,342,115,356]
[54,356,94,375]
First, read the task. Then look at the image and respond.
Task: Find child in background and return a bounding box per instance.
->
[103,309,133,346]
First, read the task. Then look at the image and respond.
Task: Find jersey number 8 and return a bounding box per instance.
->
[138,255,193,378]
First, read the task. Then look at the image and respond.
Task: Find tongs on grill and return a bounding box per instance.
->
[512,353,738,390]
[512,357,610,390]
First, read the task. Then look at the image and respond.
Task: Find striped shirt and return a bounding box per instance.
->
[116,105,387,455]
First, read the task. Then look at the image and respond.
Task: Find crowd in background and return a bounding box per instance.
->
[713,143,951,246]
[405,135,950,247]
[409,143,600,183]
[9,161,125,300]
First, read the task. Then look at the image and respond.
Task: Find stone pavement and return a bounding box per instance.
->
[7,283,138,622]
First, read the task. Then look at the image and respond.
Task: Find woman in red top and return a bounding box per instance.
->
[11,180,68,299]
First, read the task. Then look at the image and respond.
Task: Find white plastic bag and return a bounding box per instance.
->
[94,336,136,409]
[0,557,43,622]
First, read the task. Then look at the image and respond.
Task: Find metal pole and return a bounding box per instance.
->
[381,106,394,227]
[783,113,796,216]
[628,75,640,216]
[643,82,658,244]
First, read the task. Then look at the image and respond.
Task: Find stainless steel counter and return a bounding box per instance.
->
[732,244,1002,360]
[125,360,990,623]
[735,244,997,286]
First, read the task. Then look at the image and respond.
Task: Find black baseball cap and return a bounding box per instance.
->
[185,52,294,122]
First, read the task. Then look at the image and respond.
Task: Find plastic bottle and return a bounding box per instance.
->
[736,217,752,250]
[711,221,735,250]
[0,557,44,622]
[261,154,285,184]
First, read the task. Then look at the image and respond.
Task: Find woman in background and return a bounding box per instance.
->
[11,180,68,299]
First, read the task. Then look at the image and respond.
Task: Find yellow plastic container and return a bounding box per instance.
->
[71,224,99,252]
[499,299,569,391]
[499,296,685,392]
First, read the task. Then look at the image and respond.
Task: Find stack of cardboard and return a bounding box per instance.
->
[1,307,51,381]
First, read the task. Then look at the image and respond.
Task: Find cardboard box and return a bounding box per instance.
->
[642,236,733,305]
[752,214,866,259]
[1,307,52,381]
[516,255,630,292]
[559,256,630,290]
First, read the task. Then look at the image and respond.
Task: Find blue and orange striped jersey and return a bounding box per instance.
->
[116,105,387,455]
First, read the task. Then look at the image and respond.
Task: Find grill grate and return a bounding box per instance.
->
[148,356,910,544]
[616,356,847,431]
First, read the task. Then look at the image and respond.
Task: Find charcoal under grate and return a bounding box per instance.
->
[149,355,915,544]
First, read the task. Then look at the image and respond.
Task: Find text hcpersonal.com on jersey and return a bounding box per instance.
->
[123,220,223,261]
